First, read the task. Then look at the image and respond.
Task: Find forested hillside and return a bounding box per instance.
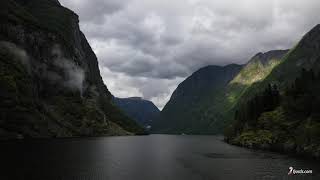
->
[225,24,320,158]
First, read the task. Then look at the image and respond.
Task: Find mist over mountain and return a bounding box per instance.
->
[0,0,144,139]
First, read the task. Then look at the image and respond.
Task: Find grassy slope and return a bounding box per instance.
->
[217,53,286,124]
[233,25,320,105]
[186,51,287,134]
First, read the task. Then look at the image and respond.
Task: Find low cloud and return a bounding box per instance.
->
[0,41,31,73]
[51,45,85,95]
[60,0,130,23]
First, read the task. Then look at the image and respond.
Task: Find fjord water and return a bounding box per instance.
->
[0,135,319,180]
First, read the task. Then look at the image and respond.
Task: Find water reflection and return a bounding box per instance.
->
[0,135,319,180]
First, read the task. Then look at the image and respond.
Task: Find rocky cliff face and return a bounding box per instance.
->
[113,97,160,129]
[0,0,144,139]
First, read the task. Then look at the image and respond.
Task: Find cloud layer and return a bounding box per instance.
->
[60,0,320,109]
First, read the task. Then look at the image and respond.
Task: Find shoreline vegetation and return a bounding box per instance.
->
[224,25,320,159]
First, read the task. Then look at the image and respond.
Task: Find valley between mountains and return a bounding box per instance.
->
[0,0,319,159]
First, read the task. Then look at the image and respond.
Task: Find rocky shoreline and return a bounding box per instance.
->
[225,135,320,159]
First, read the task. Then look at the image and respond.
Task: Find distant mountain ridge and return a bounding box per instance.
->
[250,50,289,65]
[113,97,160,129]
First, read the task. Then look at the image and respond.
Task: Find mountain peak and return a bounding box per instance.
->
[250,50,289,65]
[298,24,320,50]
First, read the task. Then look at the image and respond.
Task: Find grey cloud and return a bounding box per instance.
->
[99,66,183,109]
[60,0,129,23]
[60,0,320,108]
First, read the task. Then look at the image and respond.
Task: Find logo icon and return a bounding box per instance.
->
[288,166,312,175]
[288,167,293,175]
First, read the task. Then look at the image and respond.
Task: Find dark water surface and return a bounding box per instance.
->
[0,135,319,180]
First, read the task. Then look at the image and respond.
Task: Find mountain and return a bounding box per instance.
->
[225,24,320,158]
[152,49,288,134]
[0,0,144,139]
[152,64,243,134]
[221,50,289,122]
[113,97,160,129]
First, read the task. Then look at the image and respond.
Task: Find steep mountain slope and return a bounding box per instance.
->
[220,50,288,122]
[113,97,160,129]
[152,64,243,134]
[231,50,289,86]
[0,0,144,139]
[225,24,320,158]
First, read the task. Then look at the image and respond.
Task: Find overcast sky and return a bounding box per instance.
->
[60,0,320,109]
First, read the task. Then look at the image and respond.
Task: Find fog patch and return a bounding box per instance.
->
[51,45,85,96]
[0,42,86,96]
[0,41,31,73]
